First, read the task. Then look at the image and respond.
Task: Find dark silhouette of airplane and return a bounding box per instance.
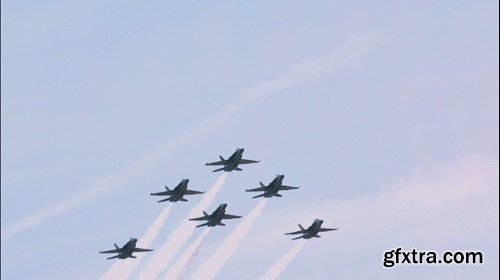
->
[150,179,204,202]
[285,219,338,240]
[189,203,242,227]
[205,148,259,172]
[99,238,153,260]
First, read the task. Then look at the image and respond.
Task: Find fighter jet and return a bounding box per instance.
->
[245,175,299,198]
[285,219,338,240]
[205,148,259,172]
[99,238,153,260]
[150,179,204,202]
[189,203,242,227]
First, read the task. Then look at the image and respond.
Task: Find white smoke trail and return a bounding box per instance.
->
[162,228,210,280]
[191,199,268,280]
[258,240,306,280]
[138,173,228,280]
[100,203,173,280]
[2,33,378,242]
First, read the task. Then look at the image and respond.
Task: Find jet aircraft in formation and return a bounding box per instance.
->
[101,148,339,261]
[205,148,259,172]
[189,203,242,227]
[285,219,338,240]
[99,238,153,260]
[150,179,204,202]
[245,174,299,198]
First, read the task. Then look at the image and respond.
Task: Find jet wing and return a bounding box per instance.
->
[205,160,225,166]
[100,249,121,254]
[133,248,153,252]
[285,230,307,235]
[279,185,299,190]
[222,214,242,219]
[245,187,267,192]
[189,216,211,221]
[185,189,204,195]
[151,191,171,196]
[238,159,259,164]
[318,227,338,232]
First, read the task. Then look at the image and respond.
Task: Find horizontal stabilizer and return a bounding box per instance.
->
[218,222,226,226]
[196,222,209,228]
[292,236,303,240]
[212,167,225,172]
[130,255,137,258]
[158,197,171,203]
[252,193,266,199]
[274,193,282,197]
[107,255,120,260]
[235,168,242,171]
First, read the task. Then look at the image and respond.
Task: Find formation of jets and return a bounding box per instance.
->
[100,148,338,260]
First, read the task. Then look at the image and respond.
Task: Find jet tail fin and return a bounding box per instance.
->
[180,198,188,202]
[219,156,225,161]
[203,211,209,216]
[274,193,282,197]
[292,236,303,240]
[114,243,120,250]
[196,222,209,228]
[235,168,242,171]
[218,222,226,226]
[259,182,265,188]
[298,224,305,231]
[130,255,137,258]
[165,186,170,191]
[107,255,120,260]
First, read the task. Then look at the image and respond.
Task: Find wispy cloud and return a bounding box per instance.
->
[138,173,228,280]
[2,33,379,242]
[191,199,268,280]
[100,203,173,280]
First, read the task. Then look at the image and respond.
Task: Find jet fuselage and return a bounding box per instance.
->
[224,148,244,171]
[206,203,228,226]
[170,179,189,201]
[118,238,138,259]
[302,219,323,239]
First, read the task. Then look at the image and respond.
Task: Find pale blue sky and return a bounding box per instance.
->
[2,1,498,279]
